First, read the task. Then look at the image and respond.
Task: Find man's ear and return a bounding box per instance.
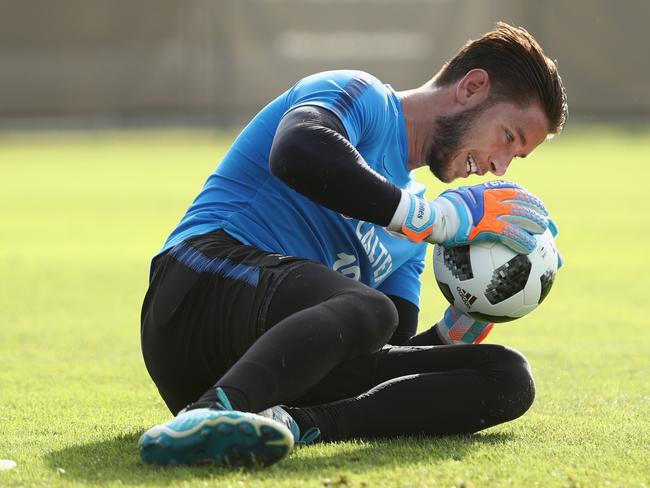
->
[455,69,490,107]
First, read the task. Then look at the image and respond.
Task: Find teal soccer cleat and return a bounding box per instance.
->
[139,388,294,467]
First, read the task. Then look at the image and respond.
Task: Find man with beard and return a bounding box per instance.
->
[139,22,567,467]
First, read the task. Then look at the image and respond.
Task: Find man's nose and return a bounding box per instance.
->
[489,155,513,176]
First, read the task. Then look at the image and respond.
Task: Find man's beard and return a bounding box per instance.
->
[426,102,491,182]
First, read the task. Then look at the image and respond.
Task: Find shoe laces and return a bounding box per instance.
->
[213,387,234,410]
[180,387,234,414]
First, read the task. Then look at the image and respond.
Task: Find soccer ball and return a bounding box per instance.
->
[433,229,559,323]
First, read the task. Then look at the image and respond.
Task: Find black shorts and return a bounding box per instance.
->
[140,229,310,413]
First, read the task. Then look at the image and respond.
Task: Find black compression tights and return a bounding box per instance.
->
[196,262,535,440]
[286,344,535,440]
[200,261,399,414]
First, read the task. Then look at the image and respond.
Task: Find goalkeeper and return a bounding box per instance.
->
[139,22,567,467]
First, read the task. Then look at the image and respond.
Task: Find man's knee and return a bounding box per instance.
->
[489,346,536,421]
[336,287,398,353]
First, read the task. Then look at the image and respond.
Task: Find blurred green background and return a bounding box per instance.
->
[1,126,649,487]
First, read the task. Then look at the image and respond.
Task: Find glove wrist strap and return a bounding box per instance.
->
[387,189,412,231]
[387,189,436,242]
[434,321,456,345]
[386,190,464,244]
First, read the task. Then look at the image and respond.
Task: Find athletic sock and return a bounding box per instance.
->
[188,385,249,412]
[285,405,335,441]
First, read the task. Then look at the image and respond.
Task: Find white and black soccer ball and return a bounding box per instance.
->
[433,229,559,323]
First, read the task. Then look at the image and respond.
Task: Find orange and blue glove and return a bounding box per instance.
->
[388,180,549,254]
[436,305,494,345]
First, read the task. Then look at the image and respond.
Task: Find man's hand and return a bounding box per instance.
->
[436,305,494,345]
[388,180,549,254]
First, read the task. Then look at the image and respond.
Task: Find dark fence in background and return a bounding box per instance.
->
[1,0,648,126]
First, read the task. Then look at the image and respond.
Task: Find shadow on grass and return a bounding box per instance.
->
[44,430,515,485]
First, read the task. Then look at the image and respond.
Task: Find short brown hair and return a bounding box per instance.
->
[434,22,568,135]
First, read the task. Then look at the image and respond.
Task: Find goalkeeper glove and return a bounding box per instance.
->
[436,305,494,345]
[548,217,564,269]
[388,180,549,254]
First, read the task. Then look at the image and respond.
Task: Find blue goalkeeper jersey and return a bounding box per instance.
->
[160,70,427,306]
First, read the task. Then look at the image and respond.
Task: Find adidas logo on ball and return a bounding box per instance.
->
[456,287,477,308]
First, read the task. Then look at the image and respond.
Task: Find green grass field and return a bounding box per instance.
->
[1,126,649,487]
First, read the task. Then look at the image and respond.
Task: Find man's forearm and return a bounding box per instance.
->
[269,105,401,226]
